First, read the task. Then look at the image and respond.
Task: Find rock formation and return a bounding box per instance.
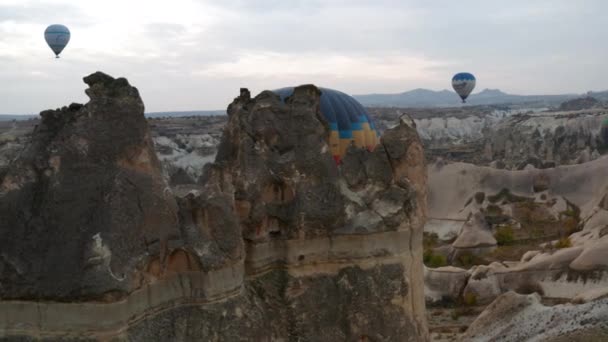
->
[0,72,179,300]
[425,158,608,305]
[461,291,608,341]
[0,74,429,341]
[396,107,608,169]
[557,96,600,111]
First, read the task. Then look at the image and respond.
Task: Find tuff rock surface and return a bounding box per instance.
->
[0,74,429,341]
[461,291,608,342]
[394,107,608,169]
[0,72,180,300]
[425,157,608,306]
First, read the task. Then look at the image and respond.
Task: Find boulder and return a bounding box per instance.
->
[452,212,497,249]
[424,266,469,303]
[569,235,608,271]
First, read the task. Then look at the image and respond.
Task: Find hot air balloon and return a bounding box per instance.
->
[44,24,70,58]
[452,72,476,103]
[273,87,379,164]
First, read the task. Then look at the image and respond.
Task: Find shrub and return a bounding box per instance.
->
[494,226,515,245]
[554,237,572,249]
[455,251,488,268]
[423,233,447,268]
[560,208,578,218]
[463,292,477,306]
[424,250,448,268]
[562,217,580,235]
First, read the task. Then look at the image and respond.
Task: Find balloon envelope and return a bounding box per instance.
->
[44,24,70,57]
[273,87,379,164]
[452,72,476,102]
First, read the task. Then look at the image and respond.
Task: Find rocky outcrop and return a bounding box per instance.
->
[424,266,469,303]
[451,212,496,250]
[461,291,608,342]
[557,96,600,111]
[405,108,608,169]
[425,158,608,305]
[0,75,429,341]
[149,117,225,185]
[486,110,608,169]
[0,72,179,301]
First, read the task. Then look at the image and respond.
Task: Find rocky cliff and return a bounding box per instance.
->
[0,74,429,341]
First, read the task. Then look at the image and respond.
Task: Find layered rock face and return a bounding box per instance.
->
[0,75,429,341]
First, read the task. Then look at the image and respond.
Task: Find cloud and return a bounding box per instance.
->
[0,2,87,24]
[195,51,448,82]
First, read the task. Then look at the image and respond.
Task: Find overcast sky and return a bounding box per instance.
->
[1,0,607,113]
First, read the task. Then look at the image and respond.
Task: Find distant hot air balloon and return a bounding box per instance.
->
[452,72,476,103]
[44,24,70,58]
[273,87,379,164]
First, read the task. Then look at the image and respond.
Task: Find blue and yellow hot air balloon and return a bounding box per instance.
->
[273,87,379,164]
[44,24,70,58]
[452,72,476,103]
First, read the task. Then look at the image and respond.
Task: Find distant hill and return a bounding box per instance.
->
[0,115,37,121]
[146,110,226,118]
[354,88,585,107]
[0,110,227,121]
[585,90,608,102]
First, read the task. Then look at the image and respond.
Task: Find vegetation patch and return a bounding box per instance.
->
[512,201,557,230]
[424,250,448,268]
[488,244,537,262]
[494,226,515,245]
[554,237,572,249]
[454,251,489,268]
[463,292,478,306]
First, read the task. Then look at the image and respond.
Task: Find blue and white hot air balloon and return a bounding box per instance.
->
[44,24,70,58]
[273,87,378,164]
[452,72,476,103]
